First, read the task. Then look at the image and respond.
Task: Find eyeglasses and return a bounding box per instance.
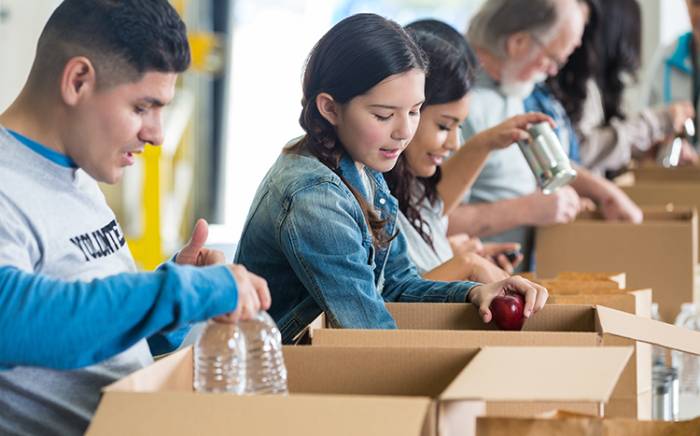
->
[530,34,566,70]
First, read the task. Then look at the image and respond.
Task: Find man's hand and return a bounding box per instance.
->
[176,219,226,266]
[599,190,643,224]
[525,186,583,226]
[475,112,555,151]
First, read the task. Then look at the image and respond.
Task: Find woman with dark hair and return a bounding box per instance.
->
[234,13,548,343]
[385,19,551,282]
[551,0,695,176]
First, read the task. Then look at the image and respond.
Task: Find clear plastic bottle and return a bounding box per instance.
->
[239,311,288,395]
[193,320,246,393]
[672,304,700,395]
[651,303,665,368]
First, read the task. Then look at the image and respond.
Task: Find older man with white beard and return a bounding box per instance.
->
[449,0,642,271]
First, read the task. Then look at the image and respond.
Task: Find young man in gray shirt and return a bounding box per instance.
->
[0,1,269,434]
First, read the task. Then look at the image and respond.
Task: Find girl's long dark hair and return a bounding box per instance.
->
[384,19,475,248]
[285,13,427,247]
[597,0,642,123]
[548,0,601,125]
[550,0,641,125]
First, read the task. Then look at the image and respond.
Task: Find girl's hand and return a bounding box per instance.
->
[468,276,548,323]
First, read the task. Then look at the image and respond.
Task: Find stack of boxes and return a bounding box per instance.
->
[87,166,700,435]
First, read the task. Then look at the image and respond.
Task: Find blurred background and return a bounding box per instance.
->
[0,0,692,269]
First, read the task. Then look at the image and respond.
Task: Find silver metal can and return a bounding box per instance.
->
[518,122,577,194]
[658,118,695,168]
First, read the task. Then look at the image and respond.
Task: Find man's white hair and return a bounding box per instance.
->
[466,0,575,58]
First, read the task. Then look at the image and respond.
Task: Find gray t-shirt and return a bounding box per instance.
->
[460,72,539,269]
[0,126,153,436]
[396,194,453,275]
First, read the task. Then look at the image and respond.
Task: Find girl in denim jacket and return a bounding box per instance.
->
[387,20,553,284]
[235,13,548,343]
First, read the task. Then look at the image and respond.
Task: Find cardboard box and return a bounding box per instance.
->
[532,271,649,316]
[553,272,626,288]
[86,345,632,436]
[283,346,631,419]
[309,303,700,419]
[631,165,700,183]
[476,410,700,436]
[604,390,652,423]
[622,183,700,256]
[538,280,622,295]
[535,208,698,322]
[548,289,652,318]
[547,290,652,419]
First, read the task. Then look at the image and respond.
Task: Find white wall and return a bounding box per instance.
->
[220,0,486,240]
[0,0,60,112]
[630,0,691,108]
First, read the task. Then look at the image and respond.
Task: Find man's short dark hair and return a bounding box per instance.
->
[31,0,191,87]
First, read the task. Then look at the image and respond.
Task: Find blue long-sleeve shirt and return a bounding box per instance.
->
[0,263,236,370]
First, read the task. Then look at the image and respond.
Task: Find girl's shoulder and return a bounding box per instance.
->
[267,152,350,200]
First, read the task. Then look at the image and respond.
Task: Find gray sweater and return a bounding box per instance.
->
[0,126,153,436]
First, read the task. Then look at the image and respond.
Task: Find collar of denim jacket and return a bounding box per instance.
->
[337,152,370,199]
[337,152,388,198]
[337,151,398,220]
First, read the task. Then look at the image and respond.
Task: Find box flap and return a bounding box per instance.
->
[596,305,700,355]
[87,392,431,436]
[311,329,601,348]
[632,165,700,183]
[548,289,652,317]
[106,347,193,392]
[576,206,695,222]
[386,302,487,330]
[385,303,599,332]
[440,347,631,402]
[555,272,626,288]
[284,346,477,397]
[538,280,624,295]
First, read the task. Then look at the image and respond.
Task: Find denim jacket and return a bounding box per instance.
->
[234,149,479,343]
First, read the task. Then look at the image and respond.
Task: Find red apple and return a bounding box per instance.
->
[489,292,525,330]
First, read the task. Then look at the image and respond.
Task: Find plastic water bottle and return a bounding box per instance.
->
[239,311,288,395]
[193,320,246,393]
[672,304,700,395]
[651,303,665,367]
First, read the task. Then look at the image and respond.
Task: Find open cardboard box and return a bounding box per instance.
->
[86,345,631,436]
[631,165,700,183]
[477,410,700,435]
[548,289,651,318]
[535,207,698,322]
[530,272,653,418]
[308,303,700,419]
[621,183,700,256]
[532,271,649,316]
[552,272,627,288]
[543,290,653,418]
